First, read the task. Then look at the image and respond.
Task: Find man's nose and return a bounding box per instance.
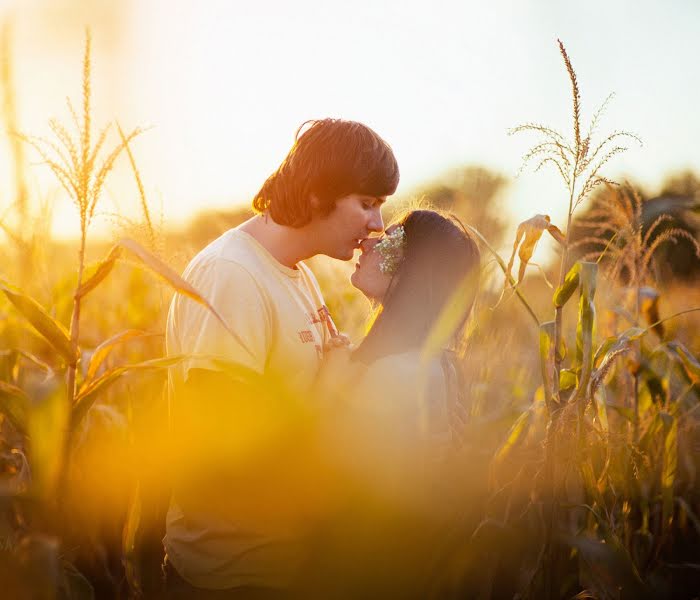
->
[367,206,384,233]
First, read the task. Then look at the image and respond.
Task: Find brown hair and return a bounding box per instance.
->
[353,210,480,363]
[252,119,399,227]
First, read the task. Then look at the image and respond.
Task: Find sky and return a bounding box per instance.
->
[0,0,698,244]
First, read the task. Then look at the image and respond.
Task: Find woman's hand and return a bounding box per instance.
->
[323,332,352,352]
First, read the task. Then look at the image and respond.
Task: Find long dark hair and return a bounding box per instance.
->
[353,209,480,364]
[253,119,399,227]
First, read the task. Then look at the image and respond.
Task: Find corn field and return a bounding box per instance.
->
[1,32,700,600]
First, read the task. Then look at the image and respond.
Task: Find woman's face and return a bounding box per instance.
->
[350,224,405,301]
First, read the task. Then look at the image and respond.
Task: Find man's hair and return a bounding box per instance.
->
[252,119,399,227]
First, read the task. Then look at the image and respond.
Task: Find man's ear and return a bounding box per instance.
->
[309,194,322,216]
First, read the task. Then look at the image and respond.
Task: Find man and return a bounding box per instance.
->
[163,119,399,597]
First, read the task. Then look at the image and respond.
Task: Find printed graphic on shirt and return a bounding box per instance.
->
[298,330,314,343]
[308,305,339,338]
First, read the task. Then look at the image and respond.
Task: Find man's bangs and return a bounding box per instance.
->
[353,145,400,199]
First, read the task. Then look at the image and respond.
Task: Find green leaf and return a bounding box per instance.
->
[668,342,700,384]
[559,368,577,391]
[593,385,609,433]
[539,321,557,412]
[574,262,597,401]
[590,328,645,396]
[553,261,581,307]
[493,408,531,465]
[593,328,645,368]
[0,278,77,365]
[661,411,678,530]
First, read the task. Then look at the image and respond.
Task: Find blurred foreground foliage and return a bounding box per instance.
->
[0,32,699,600]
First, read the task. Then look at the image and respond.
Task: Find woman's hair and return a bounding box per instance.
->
[353,209,480,364]
[252,119,400,227]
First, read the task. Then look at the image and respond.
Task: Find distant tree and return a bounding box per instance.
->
[659,169,700,199]
[569,174,700,283]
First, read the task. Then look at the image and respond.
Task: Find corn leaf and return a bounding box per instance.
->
[505,214,556,285]
[661,411,678,530]
[593,385,609,432]
[539,321,557,412]
[638,286,664,338]
[85,329,151,382]
[71,355,187,429]
[574,262,597,401]
[75,245,123,299]
[116,238,255,361]
[71,354,262,431]
[590,327,645,396]
[493,408,531,465]
[668,342,700,384]
[560,368,577,391]
[0,278,77,366]
[0,380,30,432]
[0,349,55,377]
[593,328,645,368]
[553,262,581,308]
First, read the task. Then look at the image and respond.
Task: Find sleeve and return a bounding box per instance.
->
[170,258,271,380]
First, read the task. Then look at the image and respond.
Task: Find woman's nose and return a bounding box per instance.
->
[360,237,379,253]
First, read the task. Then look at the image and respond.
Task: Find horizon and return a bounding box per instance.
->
[1,0,698,251]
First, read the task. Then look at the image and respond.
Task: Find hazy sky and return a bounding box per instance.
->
[1,0,698,242]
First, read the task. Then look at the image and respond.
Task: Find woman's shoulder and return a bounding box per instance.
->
[361,351,445,398]
[368,350,441,374]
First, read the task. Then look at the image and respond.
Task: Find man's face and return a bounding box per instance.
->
[312,193,386,260]
[350,223,404,301]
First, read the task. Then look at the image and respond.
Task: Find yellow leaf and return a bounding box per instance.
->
[0,278,77,366]
[505,214,555,285]
[75,245,123,299]
[116,238,256,361]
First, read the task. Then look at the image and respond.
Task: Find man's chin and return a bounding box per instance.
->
[332,248,355,261]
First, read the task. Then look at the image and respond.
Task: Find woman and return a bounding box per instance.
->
[306,209,481,599]
[319,208,480,483]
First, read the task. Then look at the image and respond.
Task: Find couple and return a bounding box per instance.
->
[163,119,480,598]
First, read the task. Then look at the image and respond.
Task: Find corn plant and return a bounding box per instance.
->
[432,40,700,599]
[0,29,259,598]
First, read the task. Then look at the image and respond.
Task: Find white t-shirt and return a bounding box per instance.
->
[164,228,332,590]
